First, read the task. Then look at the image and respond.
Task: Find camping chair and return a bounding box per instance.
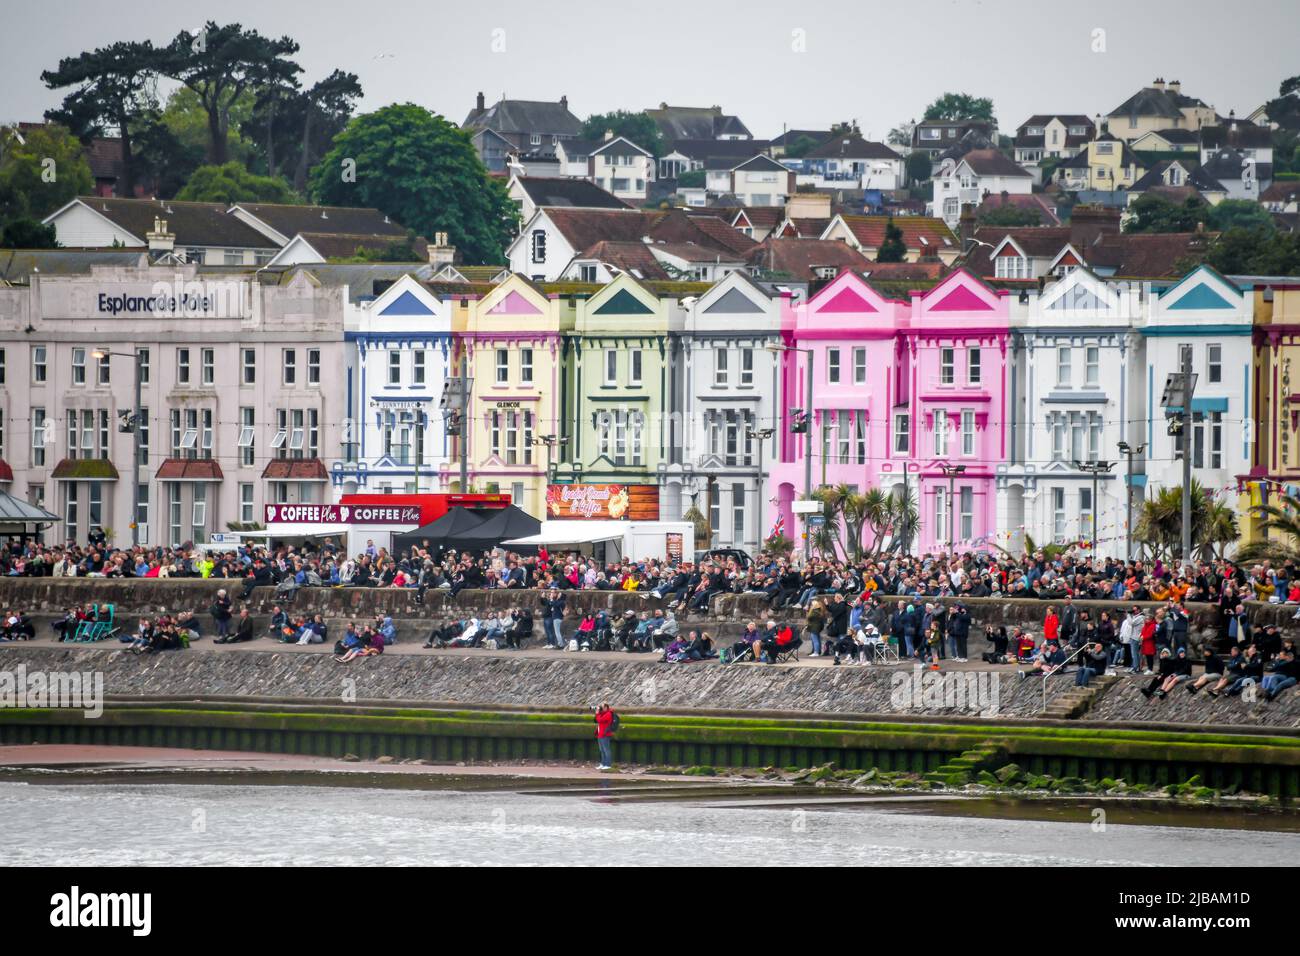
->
[78,604,118,642]
[866,638,899,665]
[772,633,802,664]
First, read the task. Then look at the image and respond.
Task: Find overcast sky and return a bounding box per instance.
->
[3,0,1297,140]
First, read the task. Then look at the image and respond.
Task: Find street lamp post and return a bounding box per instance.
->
[93,349,143,548]
[938,463,966,556]
[1074,459,1115,555]
[746,426,774,548]
[766,343,814,558]
[529,433,569,496]
[1117,441,1146,560]
[1160,360,1199,572]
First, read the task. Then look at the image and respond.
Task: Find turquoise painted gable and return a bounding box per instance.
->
[1167,282,1233,311]
[380,290,433,316]
[593,289,653,315]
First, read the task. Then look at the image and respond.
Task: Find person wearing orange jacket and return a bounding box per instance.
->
[594,702,615,770]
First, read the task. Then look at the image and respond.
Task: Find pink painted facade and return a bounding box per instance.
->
[770,269,1011,556]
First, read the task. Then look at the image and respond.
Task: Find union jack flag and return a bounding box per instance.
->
[768,514,785,540]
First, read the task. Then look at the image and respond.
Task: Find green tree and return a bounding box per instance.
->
[1133,480,1238,560]
[580,110,663,157]
[1,217,59,248]
[0,124,93,223]
[160,87,257,170]
[1264,74,1300,131]
[1207,198,1276,233]
[923,93,996,127]
[905,151,931,185]
[1124,193,1208,233]
[1202,227,1300,276]
[41,40,159,198]
[782,134,820,159]
[1238,488,1300,563]
[311,103,518,264]
[876,218,906,262]
[243,70,363,190]
[157,22,302,165]
[176,161,297,203]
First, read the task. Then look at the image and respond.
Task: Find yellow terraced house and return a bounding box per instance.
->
[460,275,574,513]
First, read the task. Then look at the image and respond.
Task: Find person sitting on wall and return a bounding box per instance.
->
[1141,646,1193,699]
[1018,640,1066,680]
[266,605,289,639]
[1185,645,1239,695]
[52,604,87,642]
[1206,644,1261,698]
[1074,640,1110,688]
[1262,649,1300,701]
[503,607,534,650]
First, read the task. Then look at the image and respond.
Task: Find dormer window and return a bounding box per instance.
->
[530,133,541,146]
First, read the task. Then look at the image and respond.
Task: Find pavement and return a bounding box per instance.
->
[0,627,1032,672]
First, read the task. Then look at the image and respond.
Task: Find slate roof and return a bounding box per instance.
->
[1202,149,1273,184]
[1261,180,1300,203]
[238,203,408,240]
[54,198,276,249]
[803,135,901,161]
[646,106,752,144]
[662,138,772,167]
[0,249,147,281]
[1136,128,1201,146]
[732,207,785,230]
[0,489,57,522]
[732,154,789,173]
[770,129,832,148]
[1129,160,1225,194]
[960,149,1034,178]
[1200,123,1273,151]
[295,232,430,260]
[463,98,582,137]
[746,237,870,280]
[686,214,760,256]
[513,176,631,210]
[1109,85,1210,120]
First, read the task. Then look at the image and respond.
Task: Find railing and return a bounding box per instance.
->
[1042,641,1094,712]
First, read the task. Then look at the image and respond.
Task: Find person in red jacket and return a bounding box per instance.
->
[1043,606,1059,644]
[594,703,615,770]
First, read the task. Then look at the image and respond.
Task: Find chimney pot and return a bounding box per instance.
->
[476,91,485,111]
[560,95,568,111]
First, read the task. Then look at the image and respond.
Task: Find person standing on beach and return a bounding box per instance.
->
[594,702,615,771]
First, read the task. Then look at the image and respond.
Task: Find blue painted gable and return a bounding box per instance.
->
[380,290,434,316]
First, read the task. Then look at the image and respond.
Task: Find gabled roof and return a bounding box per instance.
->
[1199,123,1272,151]
[1261,180,1300,203]
[686,214,760,256]
[803,134,901,161]
[1109,85,1210,120]
[746,237,870,281]
[1132,127,1201,146]
[48,197,276,249]
[1202,149,1273,183]
[575,241,670,280]
[513,176,630,210]
[770,129,832,148]
[976,192,1061,226]
[646,105,752,144]
[732,207,785,230]
[463,97,582,136]
[1088,231,1215,279]
[959,149,1034,178]
[1017,114,1094,130]
[828,214,957,252]
[556,137,601,158]
[589,136,652,158]
[732,154,789,173]
[661,138,772,167]
[539,208,656,252]
[1129,160,1224,194]
[236,203,407,243]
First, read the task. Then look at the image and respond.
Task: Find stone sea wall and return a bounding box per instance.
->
[0,644,1058,719]
[5,578,1293,651]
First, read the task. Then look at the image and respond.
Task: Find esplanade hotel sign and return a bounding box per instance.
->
[36,273,251,322]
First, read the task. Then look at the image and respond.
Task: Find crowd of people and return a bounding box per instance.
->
[2,534,1297,697]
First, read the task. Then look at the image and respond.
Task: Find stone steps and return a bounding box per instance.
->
[1041,673,1121,720]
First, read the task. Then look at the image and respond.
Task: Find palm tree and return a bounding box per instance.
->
[1198,501,1240,560]
[1135,479,1241,560]
[1237,489,1300,563]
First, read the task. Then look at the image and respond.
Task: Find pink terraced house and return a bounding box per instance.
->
[770,269,1011,555]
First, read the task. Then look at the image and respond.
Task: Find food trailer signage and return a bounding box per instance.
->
[263,504,423,525]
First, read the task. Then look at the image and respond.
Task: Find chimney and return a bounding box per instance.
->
[146,217,175,254]
[476,91,485,111]
[1168,79,1181,94]
[958,205,976,249]
[560,95,568,112]
[604,128,615,142]
[428,231,456,268]
[1153,78,1165,91]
